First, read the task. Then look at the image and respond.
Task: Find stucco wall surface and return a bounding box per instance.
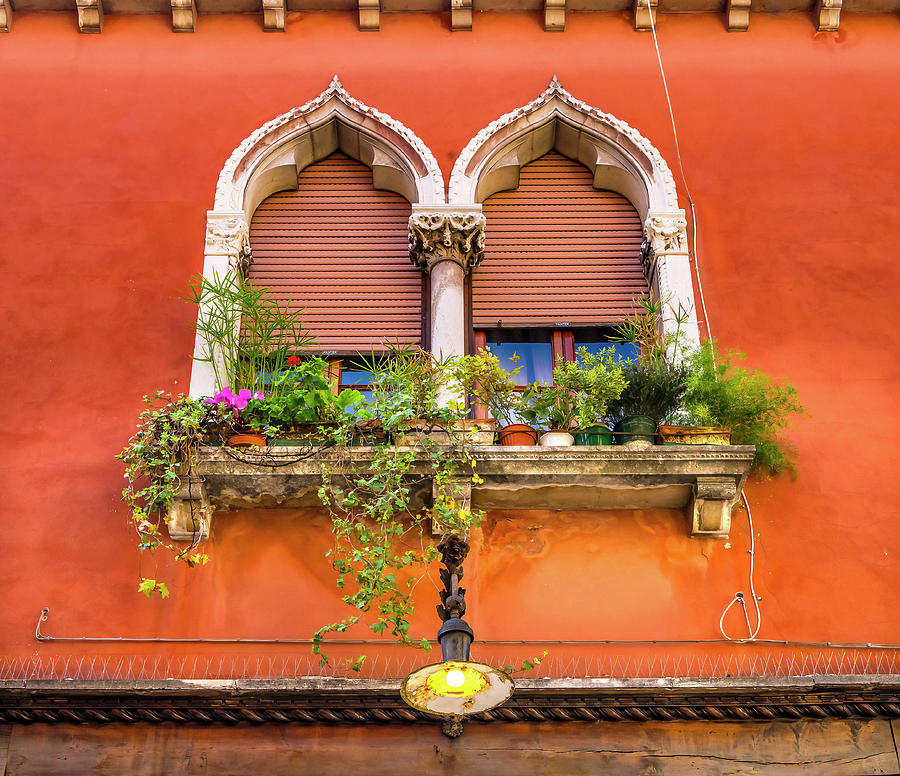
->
[0,12,899,676]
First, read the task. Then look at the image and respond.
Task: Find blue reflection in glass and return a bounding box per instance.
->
[341,369,375,386]
[579,342,638,363]
[486,342,553,386]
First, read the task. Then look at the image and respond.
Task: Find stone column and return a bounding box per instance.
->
[188,211,250,398]
[409,205,485,361]
[643,210,701,352]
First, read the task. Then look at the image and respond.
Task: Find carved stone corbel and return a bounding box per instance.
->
[358,0,379,30]
[1,0,11,32]
[205,214,251,275]
[166,479,212,542]
[409,210,485,273]
[76,0,103,33]
[690,476,739,537]
[816,0,841,30]
[172,0,197,31]
[262,0,285,30]
[726,0,750,30]
[451,0,472,30]
[544,0,565,31]
[633,0,657,31]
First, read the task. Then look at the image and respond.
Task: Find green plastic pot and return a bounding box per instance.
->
[573,424,613,446]
[613,415,657,447]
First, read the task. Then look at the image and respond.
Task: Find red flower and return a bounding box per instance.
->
[287,356,302,366]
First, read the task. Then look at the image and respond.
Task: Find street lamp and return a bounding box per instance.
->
[400,534,514,736]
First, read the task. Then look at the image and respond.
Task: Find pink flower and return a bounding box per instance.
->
[205,387,263,417]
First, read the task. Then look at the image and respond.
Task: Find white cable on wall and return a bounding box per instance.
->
[646,9,760,641]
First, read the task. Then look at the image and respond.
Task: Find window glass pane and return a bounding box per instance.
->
[580,341,638,363]
[485,341,553,386]
[341,369,375,386]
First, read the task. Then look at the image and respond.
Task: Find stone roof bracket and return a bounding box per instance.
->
[0,0,11,32]
[262,0,285,30]
[544,0,565,31]
[76,0,102,33]
[816,0,841,30]
[359,0,379,30]
[451,0,472,31]
[166,479,212,542]
[171,0,196,31]
[726,0,750,30]
[633,0,657,31]
[690,476,739,537]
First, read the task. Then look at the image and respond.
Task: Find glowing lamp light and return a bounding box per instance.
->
[401,660,514,716]
[445,669,466,688]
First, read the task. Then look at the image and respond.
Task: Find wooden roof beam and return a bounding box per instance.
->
[262,0,285,29]
[633,0,656,30]
[726,0,750,29]
[451,0,472,30]
[544,0,565,30]
[816,0,841,29]
[76,0,102,32]
[171,0,196,30]
[358,0,379,30]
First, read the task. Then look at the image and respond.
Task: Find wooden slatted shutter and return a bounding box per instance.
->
[249,153,420,352]
[472,151,646,329]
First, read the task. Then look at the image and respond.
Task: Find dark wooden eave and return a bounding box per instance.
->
[2,676,900,725]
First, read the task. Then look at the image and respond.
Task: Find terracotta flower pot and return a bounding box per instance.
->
[226,432,267,447]
[497,423,538,446]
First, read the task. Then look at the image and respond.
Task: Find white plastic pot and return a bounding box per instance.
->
[538,431,575,447]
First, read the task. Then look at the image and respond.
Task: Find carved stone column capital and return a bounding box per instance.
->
[644,211,689,255]
[205,212,251,275]
[409,206,485,273]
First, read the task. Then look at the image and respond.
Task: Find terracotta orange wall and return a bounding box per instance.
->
[1,12,899,675]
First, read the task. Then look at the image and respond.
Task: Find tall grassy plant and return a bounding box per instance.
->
[186,270,314,396]
[684,341,804,475]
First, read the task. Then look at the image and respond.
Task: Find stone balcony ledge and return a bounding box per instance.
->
[167,444,755,541]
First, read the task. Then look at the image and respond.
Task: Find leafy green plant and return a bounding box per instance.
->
[683,341,804,475]
[186,270,315,395]
[314,348,483,665]
[358,346,464,430]
[553,347,629,430]
[609,295,690,424]
[118,392,219,597]
[449,349,523,427]
[241,355,363,433]
[610,358,689,424]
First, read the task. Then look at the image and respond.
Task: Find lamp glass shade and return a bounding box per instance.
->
[400,660,514,716]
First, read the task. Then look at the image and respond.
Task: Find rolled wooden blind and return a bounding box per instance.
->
[473,151,646,328]
[249,153,419,352]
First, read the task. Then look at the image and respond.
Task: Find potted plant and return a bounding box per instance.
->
[608,295,691,447]
[520,382,577,447]
[450,350,535,446]
[364,346,493,446]
[678,341,804,474]
[204,387,267,446]
[553,347,628,446]
[240,355,363,445]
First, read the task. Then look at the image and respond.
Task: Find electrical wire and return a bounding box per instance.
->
[646,9,761,642]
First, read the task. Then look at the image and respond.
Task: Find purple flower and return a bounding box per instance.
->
[205,387,263,418]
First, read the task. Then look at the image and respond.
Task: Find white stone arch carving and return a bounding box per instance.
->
[449,77,700,351]
[190,77,445,397]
